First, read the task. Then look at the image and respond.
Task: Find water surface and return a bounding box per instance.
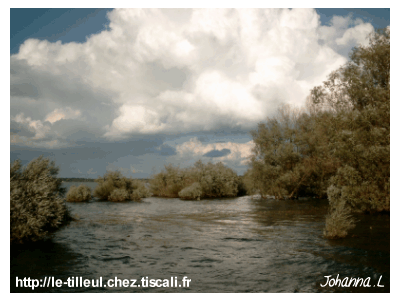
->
[11,182,390,292]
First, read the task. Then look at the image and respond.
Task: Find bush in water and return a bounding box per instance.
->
[108,188,130,202]
[66,184,92,202]
[150,160,241,199]
[94,171,150,201]
[323,185,356,239]
[178,182,202,200]
[10,156,71,244]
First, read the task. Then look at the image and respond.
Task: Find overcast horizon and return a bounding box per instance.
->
[10,8,390,178]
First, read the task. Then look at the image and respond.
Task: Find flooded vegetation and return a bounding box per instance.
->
[10,28,389,293]
[11,182,389,292]
[150,161,242,200]
[243,28,390,238]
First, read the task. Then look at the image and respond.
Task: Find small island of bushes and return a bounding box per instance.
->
[149,160,245,200]
[66,184,92,202]
[93,171,150,202]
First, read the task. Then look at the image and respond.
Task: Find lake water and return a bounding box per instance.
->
[11,182,390,292]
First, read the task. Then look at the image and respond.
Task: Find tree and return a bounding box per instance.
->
[310,28,390,238]
[248,104,315,199]
[312,28,390,214]
[246,28,389,237]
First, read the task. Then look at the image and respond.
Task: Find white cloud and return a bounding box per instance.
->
[335,22,374,47]
[176,137,254,166]
[11,8,376,143]
[318,15,374,56]
[12,113,50,139]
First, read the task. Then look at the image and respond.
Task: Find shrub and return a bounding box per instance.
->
[94,171,150,201]
[10,156,70,244]
[323,201,356,239]
[323,184,356,239]
[66,184,92,202]
[179,182,202,200]
[130,182,151,201]
[150,160,240,199]
[108,188,129,202]
[194,161,239,198]
[149,164,186,197]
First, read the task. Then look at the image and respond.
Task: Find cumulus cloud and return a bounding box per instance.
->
[317,15,374,57]
[11,8,375,145]
[12,113,50,139]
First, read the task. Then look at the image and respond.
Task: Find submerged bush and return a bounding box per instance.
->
[66,184,92,202]
[108,188,130,202]
[324,202,356,239]
[10,156,70,244]
[130,182,151,200]
[94,171,150,201]
[149,164,186,198]
[178,182,202,200]
[194,161,239,198]
[150,160,241,200]
[328,165,389,213]
[323,185,356,239]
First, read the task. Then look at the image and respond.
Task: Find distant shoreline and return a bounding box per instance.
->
[59,178,96,182]
[59,178,149,183]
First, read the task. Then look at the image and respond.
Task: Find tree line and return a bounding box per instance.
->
[243,28,390,238]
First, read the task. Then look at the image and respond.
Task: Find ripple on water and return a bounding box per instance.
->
[11,194,390,292]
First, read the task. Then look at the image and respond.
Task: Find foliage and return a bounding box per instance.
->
[10,156,70,244]
[323,195,356,239]
[246,28,389,238]
[129,180,151,200]
[192,161,239,198]
[236,176,248,197]
[94,171,150,201]
[149,164,187,198]
[108,188,130,202]
[66,184,92,202]
[247,104,339,199]
[178,182,202,200]
[150,161,240,199]
[313,28,390,215]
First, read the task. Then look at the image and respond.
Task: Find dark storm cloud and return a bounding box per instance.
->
[203,148,231,158]
[10,58,118,124]
[155,144,177,156]
[10,120,36,138]
[10,137,168,177]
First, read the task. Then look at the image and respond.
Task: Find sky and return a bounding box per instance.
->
[9,8,390,178]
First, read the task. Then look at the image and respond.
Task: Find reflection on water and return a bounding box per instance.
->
[11,183,390,292]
